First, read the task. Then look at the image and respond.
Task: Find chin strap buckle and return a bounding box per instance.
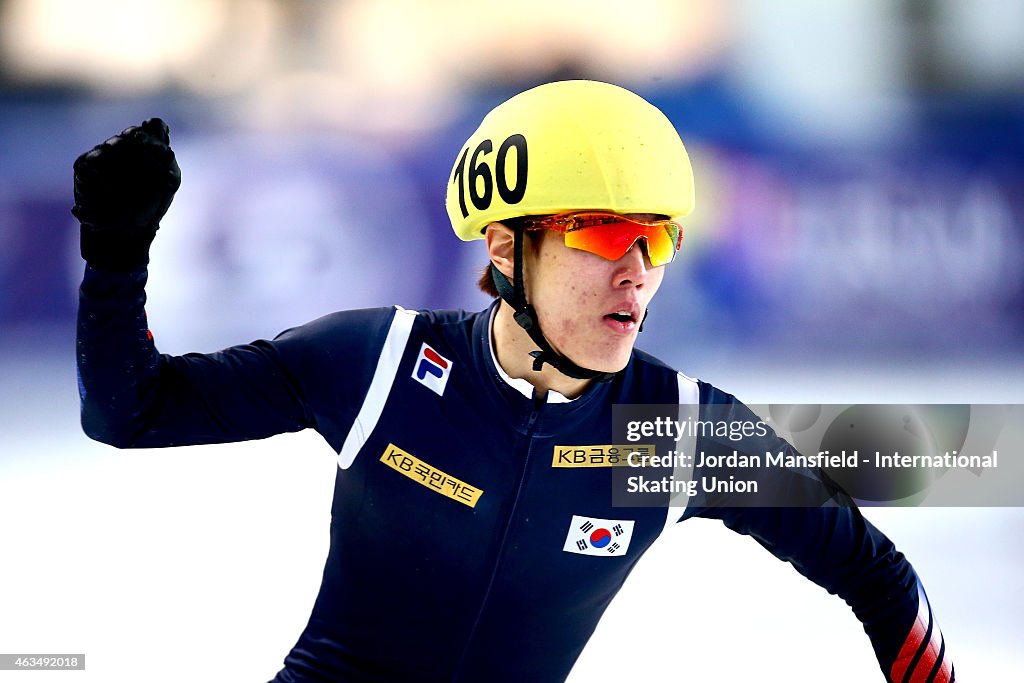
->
[514,305,536,331]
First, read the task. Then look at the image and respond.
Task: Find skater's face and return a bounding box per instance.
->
[489,215,667,373]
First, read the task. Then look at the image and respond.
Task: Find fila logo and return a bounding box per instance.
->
[562,515,635,557]
[412,342,452,397]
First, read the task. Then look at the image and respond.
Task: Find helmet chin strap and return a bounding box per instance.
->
[490,224,622,383]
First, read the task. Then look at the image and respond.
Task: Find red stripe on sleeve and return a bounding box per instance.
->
[931,653,953,683]
[907,632,943,683]
[890,587,931,683]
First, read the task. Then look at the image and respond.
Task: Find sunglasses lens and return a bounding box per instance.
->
[562,216,681,266]
[647,224,681,266]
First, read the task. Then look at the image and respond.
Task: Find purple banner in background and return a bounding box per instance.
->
[662,149,1024,352]
[2,101,1022,359]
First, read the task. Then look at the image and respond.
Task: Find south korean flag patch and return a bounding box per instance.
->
[562,515,635,557]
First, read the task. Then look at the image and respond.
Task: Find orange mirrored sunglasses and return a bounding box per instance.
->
[521,212,683,267]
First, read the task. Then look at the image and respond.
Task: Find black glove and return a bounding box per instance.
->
[72,118,182,271]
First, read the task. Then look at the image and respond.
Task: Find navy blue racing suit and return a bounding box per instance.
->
[77,265,954,683]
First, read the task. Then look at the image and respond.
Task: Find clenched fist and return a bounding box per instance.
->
[72,118,181,270]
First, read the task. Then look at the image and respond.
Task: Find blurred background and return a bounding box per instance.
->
[1,0,1022,680]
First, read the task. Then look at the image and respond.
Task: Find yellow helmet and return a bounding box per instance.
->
[446,80,695,241]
